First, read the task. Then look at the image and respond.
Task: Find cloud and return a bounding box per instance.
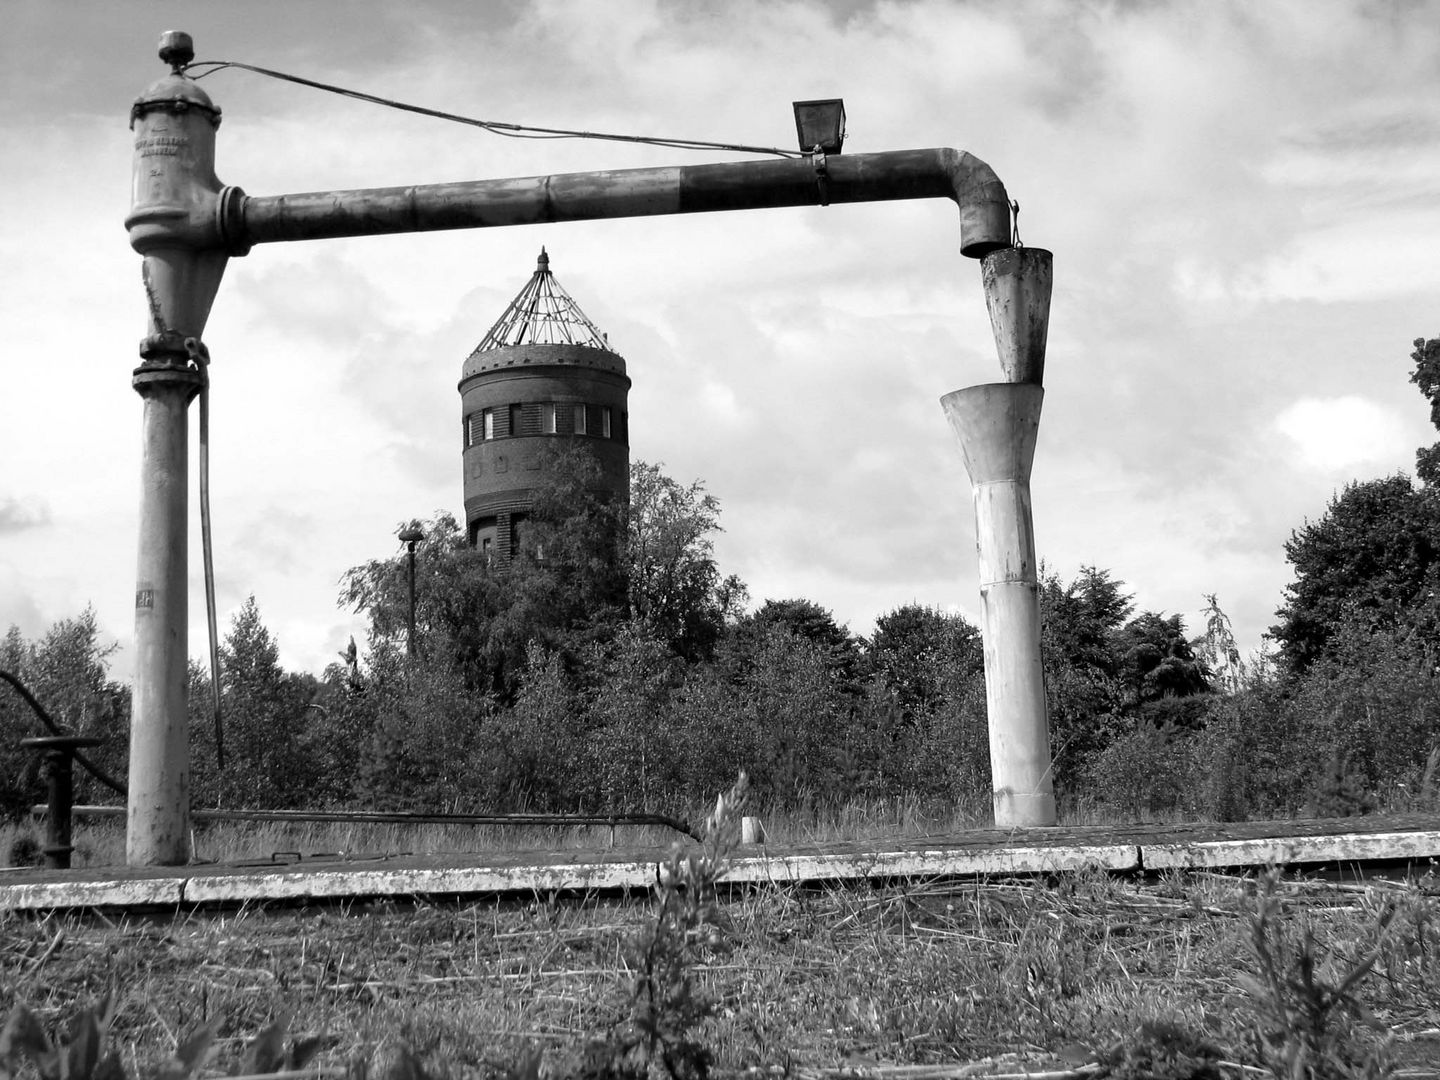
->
[0,496,51,533]
[1274,396,1411,471]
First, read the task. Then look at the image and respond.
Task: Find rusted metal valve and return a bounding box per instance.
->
[20,736,105,869]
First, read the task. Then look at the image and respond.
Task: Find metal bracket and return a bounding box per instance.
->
[810,146,830,206]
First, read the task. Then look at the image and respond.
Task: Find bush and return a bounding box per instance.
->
[1086,722,1197,817]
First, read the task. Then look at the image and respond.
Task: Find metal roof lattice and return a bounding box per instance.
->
[471,248,612,352]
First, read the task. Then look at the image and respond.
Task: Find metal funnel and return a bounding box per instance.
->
[981,247,1052,385]
[941,382,1043,487]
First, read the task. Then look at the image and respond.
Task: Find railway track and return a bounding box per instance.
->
[4,813,1439,911]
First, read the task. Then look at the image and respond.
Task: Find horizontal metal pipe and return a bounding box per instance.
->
[234,147,1012,258]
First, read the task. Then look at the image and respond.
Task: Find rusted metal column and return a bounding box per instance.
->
[128,362,201,864]
[124,32,232,865]
[942,247,1056,828]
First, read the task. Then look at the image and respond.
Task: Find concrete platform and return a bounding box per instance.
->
[3,814,1438,911]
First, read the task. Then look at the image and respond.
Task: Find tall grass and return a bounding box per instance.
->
[3,794,1007,870]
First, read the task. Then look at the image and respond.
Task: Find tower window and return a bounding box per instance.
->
[509,404,523,437]
[542,403,556,434]
[601,406,612,438]
[483,409,494,440]
[573,403,587,435]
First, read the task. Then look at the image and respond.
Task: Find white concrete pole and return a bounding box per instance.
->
[941,383,1055,827]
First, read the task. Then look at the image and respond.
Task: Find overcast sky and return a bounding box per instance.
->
[3,0,1438,680]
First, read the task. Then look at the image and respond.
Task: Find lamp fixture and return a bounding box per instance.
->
[792,98,846,155]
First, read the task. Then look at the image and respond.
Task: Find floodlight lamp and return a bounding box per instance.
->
[398,525,424,545]
[792,99,846,155]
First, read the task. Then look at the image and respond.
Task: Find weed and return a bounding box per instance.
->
[1237,871,1394,1079]
[1101,1019,1224,1080]
[579,773,748,1080]
[1308,751,1378,819]
[6,832,41,868]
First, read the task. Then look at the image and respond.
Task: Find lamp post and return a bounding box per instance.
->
[398,525,424,659]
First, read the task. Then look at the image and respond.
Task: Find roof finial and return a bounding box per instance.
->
[537,247,550,273]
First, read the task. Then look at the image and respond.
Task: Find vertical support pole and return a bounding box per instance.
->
[128,361,202,865]
[124,33,233,865]
[406,543,418,658]
[44,747,75,869]
[941,385,1056,826]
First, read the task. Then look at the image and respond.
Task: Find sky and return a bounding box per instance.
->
[2,0,1438,681]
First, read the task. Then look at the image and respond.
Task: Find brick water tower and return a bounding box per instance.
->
[459,249,631,560]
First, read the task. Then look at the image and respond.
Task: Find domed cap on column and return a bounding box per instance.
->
[131,31,220,128]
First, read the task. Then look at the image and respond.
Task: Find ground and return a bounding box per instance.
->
[3,869,1438,1079]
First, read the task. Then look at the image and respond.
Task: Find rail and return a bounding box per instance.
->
[46,804,701,843]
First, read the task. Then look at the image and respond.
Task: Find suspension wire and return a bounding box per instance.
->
[189,342,226,773]
[183,60,805,160]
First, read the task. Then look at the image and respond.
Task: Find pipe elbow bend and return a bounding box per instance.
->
[942,149,1012,259]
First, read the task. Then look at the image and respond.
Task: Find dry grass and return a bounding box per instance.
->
[3,797,1005,870]
[4,869,1439,1078]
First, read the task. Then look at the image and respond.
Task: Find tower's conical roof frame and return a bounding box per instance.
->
[470,248,611,353]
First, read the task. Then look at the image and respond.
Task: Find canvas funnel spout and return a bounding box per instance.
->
[941,383,1056,827]
[981,248,1052,385]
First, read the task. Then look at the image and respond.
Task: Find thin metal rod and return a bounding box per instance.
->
[405,543,417,659]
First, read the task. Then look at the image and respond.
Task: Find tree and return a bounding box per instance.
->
[1038,566,1133,790]
[1116,611,1211,707]
[197,596,314,808]
[709,622,858,805]
[866,604,982,722]
[521,444,628,629]
[0,610,129,817]
[580,624,682,807]
[1193,593,1245,693]
[1270,475,1440,674]
[1410,336,1440,485]
[740,599,861,685]
[340,511,524,695]
[626,462,742,661]
[341,449,637,699]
